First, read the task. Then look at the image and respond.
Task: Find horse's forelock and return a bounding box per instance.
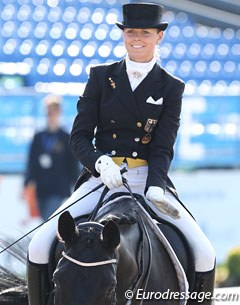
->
[75,224,104,249]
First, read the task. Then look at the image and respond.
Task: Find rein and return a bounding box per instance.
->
[62,251,117,267]
[117,182,153,305]
[89,180,153,305]
[0,168,127,255]
[125,208,153,305]
[0,182,105,255]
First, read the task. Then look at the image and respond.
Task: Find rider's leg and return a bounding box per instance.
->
[188,268,215,305]
[157,189,216,272]
[28,176,103,264]
[27,177,103,305]
[27,260,51,305]
[148,190,216,305]
[108,165,216,272]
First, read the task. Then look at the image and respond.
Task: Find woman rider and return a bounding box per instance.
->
[27,3,216,305]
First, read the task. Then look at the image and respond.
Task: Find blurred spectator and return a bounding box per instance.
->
[23,94,80,220]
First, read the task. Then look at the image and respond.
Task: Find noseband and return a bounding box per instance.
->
[62,251,117,267]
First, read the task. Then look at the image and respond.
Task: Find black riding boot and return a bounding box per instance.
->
[27,259,52,305]
[188,268,215,305]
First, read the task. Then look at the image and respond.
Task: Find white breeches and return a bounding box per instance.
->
[28,165,215,272]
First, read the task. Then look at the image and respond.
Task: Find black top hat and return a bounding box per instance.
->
[116,3,168,31]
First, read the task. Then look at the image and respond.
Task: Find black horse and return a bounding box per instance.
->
[0,193,191,305]
[53,193,191,305]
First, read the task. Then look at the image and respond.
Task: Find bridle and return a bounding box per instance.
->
[62,251,117,267]
[62,221,118,267]
[60,221,118,305]
[60,183,153,305]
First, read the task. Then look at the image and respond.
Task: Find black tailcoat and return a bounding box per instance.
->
[70,59,185,191]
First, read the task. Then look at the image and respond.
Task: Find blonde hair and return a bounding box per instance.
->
[43,94,62,108]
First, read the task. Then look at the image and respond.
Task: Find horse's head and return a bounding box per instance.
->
[53,211,120,305]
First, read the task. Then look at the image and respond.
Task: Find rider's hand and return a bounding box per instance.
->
[146,186,180,219]
[95,155,123,189]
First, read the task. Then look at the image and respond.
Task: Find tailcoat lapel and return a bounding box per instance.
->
[133,63,166,120]
[106,60,166,122]
[109,60,142,118]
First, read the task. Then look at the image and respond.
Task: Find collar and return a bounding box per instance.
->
[125,55,156,78]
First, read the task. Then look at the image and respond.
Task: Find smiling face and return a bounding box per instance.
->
[123,28,164,63]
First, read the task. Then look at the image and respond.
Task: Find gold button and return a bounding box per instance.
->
[112,134,117,139]
[137,122,142,128]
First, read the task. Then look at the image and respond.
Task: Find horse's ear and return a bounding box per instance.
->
[102,220,120,250]
[58,211,78,243]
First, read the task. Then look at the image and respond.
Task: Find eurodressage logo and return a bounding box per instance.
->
[134,289,211,302]
[125,288,240,303]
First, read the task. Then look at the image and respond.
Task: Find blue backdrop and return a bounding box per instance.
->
[0,94,239,173]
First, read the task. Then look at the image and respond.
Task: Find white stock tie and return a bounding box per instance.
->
[126,56,156,91]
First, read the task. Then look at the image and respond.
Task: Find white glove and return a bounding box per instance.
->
[146,186,180,219]
[95,155,123,189]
